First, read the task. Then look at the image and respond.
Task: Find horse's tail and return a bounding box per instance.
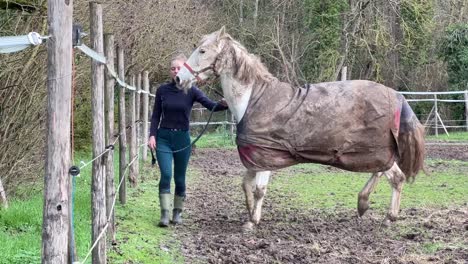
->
[397,99,426,182]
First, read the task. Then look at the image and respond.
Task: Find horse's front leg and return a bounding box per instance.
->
[242,170,256,218]
[242,170,271,231]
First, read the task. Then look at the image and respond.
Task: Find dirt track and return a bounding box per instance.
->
[176,144,468,264]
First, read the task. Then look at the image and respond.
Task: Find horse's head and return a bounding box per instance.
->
[175,26,229,92]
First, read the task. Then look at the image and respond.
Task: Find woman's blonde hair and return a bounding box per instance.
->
[171,53,187,64]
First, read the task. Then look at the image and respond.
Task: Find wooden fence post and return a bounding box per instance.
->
[230,113,235,143]
[341,66,347,81]
[0,178,7,208]
[117,46,127,204]
[434,94,438,136]
[42,0,72,263]
[465,91,468,132]
[142,71,149,161]
[104,33,116,242]
[136,72,141,175]
[90,2,106,263]
[129,75,138,186]
[136,72,141,139]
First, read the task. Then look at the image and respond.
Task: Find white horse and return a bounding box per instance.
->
[176,27,425,230]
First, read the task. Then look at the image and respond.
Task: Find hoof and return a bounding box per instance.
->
[382,214,397,227]
[382,218,392,227]
[242,221,255,232]
[158,221,169,228]
[357,199,369,217]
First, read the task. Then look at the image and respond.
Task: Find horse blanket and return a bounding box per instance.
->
[236,80,417,172]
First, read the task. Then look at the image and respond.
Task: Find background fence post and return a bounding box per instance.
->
[230,113,235,143]
[142,71,149,161]
[42,0,72,262]
[434,94,438,136]
[90,2,107,263]
[129,75,138,186]
[341,66,347,81]
[465,90,468,132]
[117,46,127,204]
[136,72,141,176]
[104,33,116,242]
[136,72,141,141]
[0,179,7,208]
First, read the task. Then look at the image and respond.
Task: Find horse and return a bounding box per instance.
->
[175,27,425,230]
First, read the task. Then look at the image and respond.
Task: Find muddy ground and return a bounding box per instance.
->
[175,144,468,264]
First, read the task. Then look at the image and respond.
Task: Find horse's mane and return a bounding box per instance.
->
[217,35,276,85]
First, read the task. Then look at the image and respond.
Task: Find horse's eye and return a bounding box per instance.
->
[199,49,206,54]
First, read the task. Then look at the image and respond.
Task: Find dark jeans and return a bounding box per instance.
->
[156,128,191,197]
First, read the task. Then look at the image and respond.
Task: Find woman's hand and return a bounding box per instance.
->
[218,98,228,107]
[148,136,156,150]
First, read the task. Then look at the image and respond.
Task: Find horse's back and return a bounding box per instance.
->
[237,79,402,172]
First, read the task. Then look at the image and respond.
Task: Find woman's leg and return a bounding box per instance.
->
[172,131,191,224]
[155,130,173,227]
[156,132,173,194]
[173,131,191,197]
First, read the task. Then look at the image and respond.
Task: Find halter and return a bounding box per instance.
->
[182,47,225,84]
[183,62,216,83]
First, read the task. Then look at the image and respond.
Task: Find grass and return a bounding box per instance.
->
[0,132,466,263]
[269,159,468,211]
[191,130,236,149]
[197,131,468,145]
[0,149,98,264]
[426,131,468,141]
[0,148,183,264]
[107,163,183,264]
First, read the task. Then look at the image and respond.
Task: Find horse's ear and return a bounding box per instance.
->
[217,26,226,41]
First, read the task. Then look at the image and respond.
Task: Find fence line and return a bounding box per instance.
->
[2,9,468,262]
[404,90,468,135]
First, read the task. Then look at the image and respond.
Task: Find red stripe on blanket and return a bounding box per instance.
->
[238,144,257,167]
[394,109,401,132]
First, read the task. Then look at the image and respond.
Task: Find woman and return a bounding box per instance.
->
[148,54,228,227]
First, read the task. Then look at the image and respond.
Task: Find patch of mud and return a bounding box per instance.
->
[176,146,468,263]
[425,143,468,161]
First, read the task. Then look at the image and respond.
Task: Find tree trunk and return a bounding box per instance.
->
[385,0,403,89]
[253,0,259,30]
[239,0,243,24]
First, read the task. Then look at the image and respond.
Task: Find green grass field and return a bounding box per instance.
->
[426,131,468,141]
[270,160,468,211]
[0,132,467,263]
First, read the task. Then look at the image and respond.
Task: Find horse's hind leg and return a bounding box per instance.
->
[383,162,406,224]
[358,172,383,217]
[242,170,256,218]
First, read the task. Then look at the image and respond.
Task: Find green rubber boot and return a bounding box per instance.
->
[172,195,185,225]
[158,194,172,227]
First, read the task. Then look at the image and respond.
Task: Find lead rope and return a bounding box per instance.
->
[149,102,219,165]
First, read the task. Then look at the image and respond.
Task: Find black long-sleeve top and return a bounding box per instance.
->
[149,81,228,137]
